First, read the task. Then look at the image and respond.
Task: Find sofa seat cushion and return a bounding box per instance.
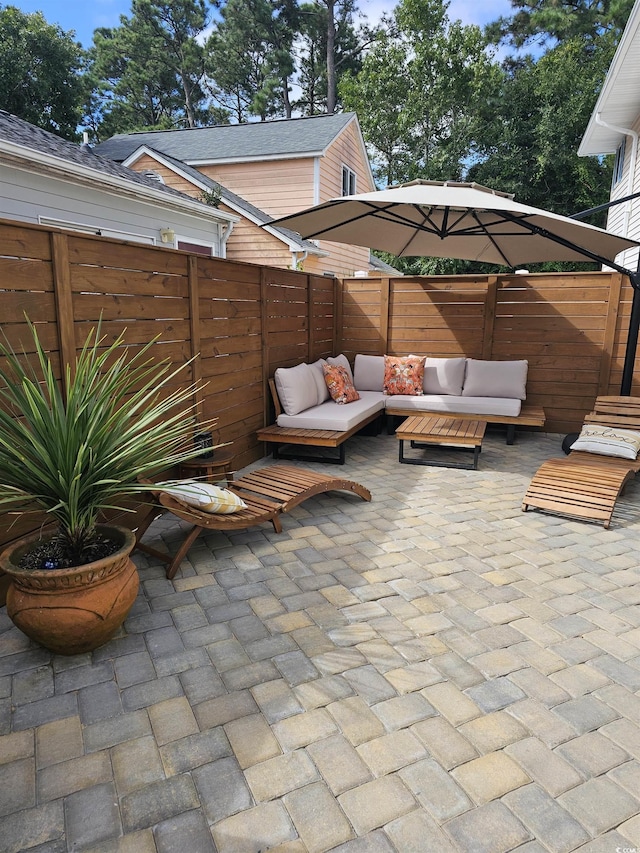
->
[385,394,522,417]
[276,391,385,431]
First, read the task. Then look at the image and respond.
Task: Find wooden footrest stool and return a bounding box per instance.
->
[135,465,371,579]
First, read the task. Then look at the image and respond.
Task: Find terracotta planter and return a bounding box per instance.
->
[0,525,139,656]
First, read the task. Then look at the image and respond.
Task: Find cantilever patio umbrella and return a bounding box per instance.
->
[271,180,640,392]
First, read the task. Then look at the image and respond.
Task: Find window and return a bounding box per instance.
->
[613,138,626,187]
[342,165,356,197]
[177,240,215,257]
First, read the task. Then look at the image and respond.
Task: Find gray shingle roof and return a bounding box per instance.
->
[94,113,357,163]
[0,110,205,204]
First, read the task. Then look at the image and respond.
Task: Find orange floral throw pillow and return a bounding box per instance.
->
[323,363,361,404]
[383,355,425,396]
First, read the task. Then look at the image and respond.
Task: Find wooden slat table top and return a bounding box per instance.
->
[396,415,487,447]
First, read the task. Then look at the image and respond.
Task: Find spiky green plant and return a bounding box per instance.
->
[0,319,215,565]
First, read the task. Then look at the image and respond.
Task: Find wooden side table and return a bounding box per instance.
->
[178,445,235,483]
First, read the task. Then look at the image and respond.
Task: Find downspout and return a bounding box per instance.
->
[220,220,234,259]
[595,114,640,394]
[291,250,309,270]
[595,113,638,240]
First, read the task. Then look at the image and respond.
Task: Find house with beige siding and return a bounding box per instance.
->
[0,111,237,255]
[95,113,382,277]
[579,0,640,274]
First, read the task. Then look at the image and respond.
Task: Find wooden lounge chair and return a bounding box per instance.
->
[522,396,640,528]
[135,464,371,579]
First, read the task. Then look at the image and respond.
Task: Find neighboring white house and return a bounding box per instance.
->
[0,110,238,257]
[579,0,640,273]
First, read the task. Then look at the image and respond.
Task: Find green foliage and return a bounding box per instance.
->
[205,0,298,122]
[0,321,214,563]
[486,0,634,47]
[340,0,500,186]
[468,35,616,220]
[85,0,211,138]
[0,5,86,139]
[199,184,222,206]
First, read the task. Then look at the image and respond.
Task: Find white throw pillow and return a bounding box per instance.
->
[274,363,318,415]
[462,359,528,400]
[353,354,385,391]
[309,358,330,403]
[327,353,353,382]
[423,357,466,396]
[570,425,640,460]
[159,480,248,513]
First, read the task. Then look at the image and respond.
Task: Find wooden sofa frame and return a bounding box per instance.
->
[257,377,546,463]
[256,380,383,464]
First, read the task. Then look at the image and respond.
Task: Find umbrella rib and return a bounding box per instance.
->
[469,211,514,267]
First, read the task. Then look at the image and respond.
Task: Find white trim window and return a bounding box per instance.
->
[342,165,357,197]
[38,216,156,244]
[612,138,626,187]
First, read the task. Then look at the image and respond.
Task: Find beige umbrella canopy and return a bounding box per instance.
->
[271,179,640,394]
[271,180,638,267]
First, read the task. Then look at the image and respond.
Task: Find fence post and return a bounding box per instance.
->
[51,231,76,389]
[379,277,390,353]
[482,276,498,359]
[599,272,622,394]
[187,255,203,421]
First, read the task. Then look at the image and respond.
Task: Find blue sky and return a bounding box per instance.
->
[13,0,515,50]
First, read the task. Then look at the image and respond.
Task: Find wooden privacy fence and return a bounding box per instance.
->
[0,219,337,549]
[339,272,634,435]
[1,217,638,548]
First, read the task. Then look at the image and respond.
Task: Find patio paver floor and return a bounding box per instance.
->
[2,428,640,852]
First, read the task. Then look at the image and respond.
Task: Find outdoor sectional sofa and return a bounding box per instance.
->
[256,354,546,463]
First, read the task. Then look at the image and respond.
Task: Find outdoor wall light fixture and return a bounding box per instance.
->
[160,228,176,244]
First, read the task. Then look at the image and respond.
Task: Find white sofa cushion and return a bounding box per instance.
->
[327,353,353,381]
[423,357,466,396]
[275,363,318,415]
[276,391,385,431]
[570,424,640,459]
[354,354,385,391]
[159,480,248,513]
[309,358,330,403]
[462,359,528,400]
[386,394,522,417]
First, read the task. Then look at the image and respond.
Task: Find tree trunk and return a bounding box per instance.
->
[326,0,336,114]
[282,77,292,118]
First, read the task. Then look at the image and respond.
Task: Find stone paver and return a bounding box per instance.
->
[3,431,640,851]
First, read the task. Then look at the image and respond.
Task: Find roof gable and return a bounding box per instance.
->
[124,145,324,255]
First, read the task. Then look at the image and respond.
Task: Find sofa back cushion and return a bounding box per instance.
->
[423,357,466,396]
[275,363,319,415]
[354,354,385,391]
[309,358,330,403]
[327,353,353,382]
[462,359,528,400]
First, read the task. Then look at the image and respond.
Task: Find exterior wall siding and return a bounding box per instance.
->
[0,163,225,253]
[199,159,315,219]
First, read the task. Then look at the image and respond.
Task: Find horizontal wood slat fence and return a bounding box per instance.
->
[340,272,634,436]
[0,218,637,549]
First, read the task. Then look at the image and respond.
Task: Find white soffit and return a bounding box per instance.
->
[579,0,640,156]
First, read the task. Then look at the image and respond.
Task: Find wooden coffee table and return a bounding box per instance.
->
[396,415,486,469]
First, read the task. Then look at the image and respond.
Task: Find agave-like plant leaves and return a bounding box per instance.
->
[0,319,216,559]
